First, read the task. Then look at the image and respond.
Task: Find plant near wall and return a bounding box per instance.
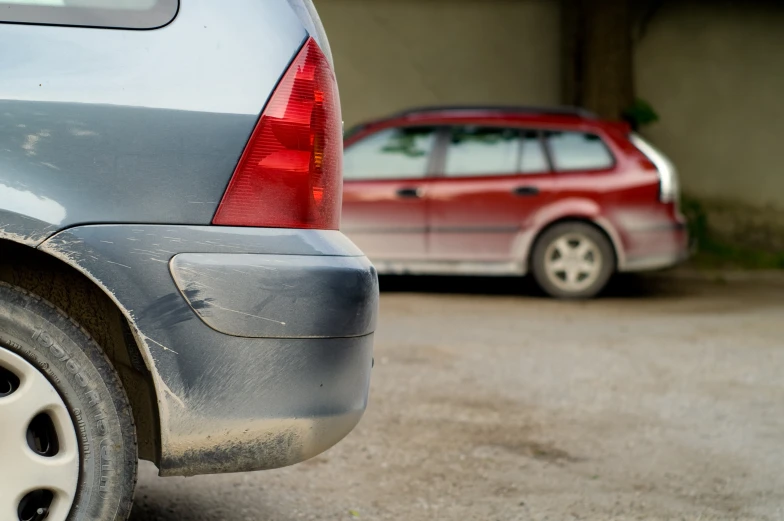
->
[622,98,659,131]
[680,196,784,269]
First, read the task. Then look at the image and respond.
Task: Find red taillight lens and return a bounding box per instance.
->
[213,37,343,229]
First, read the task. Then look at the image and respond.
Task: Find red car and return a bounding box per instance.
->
[342,106,689,298]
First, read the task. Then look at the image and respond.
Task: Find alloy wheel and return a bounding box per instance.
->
[543,233,603,294]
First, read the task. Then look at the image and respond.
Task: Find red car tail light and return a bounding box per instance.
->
[213,37,343,229]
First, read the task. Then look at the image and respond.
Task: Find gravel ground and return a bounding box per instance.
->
[130,273,784,521]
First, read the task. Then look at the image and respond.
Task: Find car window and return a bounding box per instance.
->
[520,130,549,174]
[546,131,614,171]
[0,0,179,29]
[444,126,520,177]
[343,127,438,181]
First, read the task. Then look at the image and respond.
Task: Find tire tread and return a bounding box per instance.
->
[0,280,138,520]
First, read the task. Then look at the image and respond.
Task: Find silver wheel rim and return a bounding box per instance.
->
[543,232,603,293]
[0,347,79,521]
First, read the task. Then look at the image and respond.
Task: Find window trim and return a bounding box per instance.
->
[342,124,443,183]
[521,129,552,175]
[0,0,179,30]
[537,130,555,173]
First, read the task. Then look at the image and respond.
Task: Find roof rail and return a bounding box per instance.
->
[391,105,598,119]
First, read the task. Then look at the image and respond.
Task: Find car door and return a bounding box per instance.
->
[427,125,557,264]
[342,125,439,261]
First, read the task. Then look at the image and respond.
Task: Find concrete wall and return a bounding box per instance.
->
[636,1,784,214]
[318,0,784,239]
[316,0,562,128]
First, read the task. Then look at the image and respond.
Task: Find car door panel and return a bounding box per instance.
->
[428,174,557,261]
[342,180,428,259]
[341,126,438,260]
[427,127,556,263]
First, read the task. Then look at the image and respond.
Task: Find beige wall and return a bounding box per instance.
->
[318,0,784,223]
[636,1,784,211]
[316,0,562,128]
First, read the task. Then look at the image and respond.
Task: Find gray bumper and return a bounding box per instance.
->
[161,333,373,476]
[39,226,377,476]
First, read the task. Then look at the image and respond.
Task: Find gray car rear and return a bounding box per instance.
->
[0,0,376,481]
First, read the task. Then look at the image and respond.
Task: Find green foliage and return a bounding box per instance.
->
[622,98,659,130]
[681,196,784,269]
[381,128,433,158]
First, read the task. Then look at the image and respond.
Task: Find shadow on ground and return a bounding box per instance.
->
[128,491,280,521]
[127,462,283,521]
[378,272,690,299]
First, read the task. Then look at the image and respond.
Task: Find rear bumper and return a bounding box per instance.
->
[40,226,377,476]
[162,333,374,476]
[620,220,691,272]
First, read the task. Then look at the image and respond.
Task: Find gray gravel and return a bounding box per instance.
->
[130,273,784,521]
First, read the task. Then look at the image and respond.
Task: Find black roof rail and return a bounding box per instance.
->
[391,105,597,119]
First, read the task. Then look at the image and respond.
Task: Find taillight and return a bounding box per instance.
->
[213,37,343,229]
[629,133,679,203]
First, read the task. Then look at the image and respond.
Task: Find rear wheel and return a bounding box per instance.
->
[531,222,615,299]
[0,283,137,521]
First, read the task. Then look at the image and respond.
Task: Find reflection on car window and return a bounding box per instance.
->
[0,0,178,29]
[343,127,437,181]
[444,127,551,177]
[520,130,549,174]
[546,131,614,171]
[5,0,156,7]
[445,126,519,177]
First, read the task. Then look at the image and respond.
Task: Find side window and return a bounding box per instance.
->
[343,127,438,181]
[546,131,614,171]
[0,0,179,29]
[445,126,519,177]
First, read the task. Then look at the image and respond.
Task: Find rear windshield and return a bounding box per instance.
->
[0,0,179,29]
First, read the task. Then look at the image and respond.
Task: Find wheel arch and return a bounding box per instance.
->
[525,216,624,273]
[0,239,161,464]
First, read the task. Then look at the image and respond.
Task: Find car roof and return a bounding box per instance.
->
[391,105,598,120]
[345,105,614,141]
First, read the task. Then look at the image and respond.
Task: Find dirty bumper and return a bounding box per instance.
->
[39,226,377,477]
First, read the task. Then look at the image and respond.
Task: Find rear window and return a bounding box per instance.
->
[344,127,438,181]
[545,131,614,171]
[0,0,179,29]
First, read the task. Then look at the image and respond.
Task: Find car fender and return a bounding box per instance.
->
[511,197,627,273]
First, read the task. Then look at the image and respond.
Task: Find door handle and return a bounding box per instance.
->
[512,185,540,197]
[396,187,423,199]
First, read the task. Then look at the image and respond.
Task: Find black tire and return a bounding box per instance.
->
[531,222,616,299]
[0,282,137,520]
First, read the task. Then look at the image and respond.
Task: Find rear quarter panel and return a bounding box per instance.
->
[525,126,664,268]
[0,0,307,244]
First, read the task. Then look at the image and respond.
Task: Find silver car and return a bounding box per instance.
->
[0,2,377,520]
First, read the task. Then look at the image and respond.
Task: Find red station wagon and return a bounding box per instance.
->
[342,106,690,298]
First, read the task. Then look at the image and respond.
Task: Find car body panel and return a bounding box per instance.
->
[342,178,430,260]
[427,172,559,262]
[39,225,377,476]
[0,0,306,243]
[342,109,689,276]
